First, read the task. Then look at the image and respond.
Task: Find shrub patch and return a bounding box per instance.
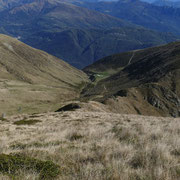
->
[0,153,60,179]
[14,119,41,125]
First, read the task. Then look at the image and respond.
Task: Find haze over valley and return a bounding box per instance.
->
[0,1,180,179]
[0,0,179,68]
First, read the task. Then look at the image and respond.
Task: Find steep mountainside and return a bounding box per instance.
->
[25,27,177,68]
[0,34,88,115]
[0,0,178,68]
[77,0,180,35]
[83,41,180,117]
[153,0,180,8]
[0,0,130,35]
[0,0,23,11]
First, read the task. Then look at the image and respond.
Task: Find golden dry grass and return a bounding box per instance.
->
[0,34,89,115]
[0,78,81,115]
[0,109,180,179]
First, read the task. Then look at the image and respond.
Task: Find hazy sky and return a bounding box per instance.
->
[142,0,180,2]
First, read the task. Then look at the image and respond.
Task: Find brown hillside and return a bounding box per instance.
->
[0,34,88,115]
[83,42,180,117]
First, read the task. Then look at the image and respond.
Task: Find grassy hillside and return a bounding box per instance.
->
[0,110,180,179]
[0,34,88,115]
[83,41,180,117]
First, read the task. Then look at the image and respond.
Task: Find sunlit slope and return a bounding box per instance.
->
[0,34,88,115]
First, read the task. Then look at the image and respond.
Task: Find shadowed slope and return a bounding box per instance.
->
[0,0,178,68]
[0,0,131,33]
[83,41,180,117]
[77,0,180,35]
[25,27,177,68]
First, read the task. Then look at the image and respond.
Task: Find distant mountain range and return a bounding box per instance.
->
[77,0,180,36]
[153,0,180,8]
[0,0,178,68]
[142,0,180,3]
[142,0,180,8]
[24,27,177,68]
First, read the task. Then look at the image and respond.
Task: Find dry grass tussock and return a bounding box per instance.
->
[0,110,180,179]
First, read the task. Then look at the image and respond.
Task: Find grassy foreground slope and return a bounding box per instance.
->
[0,110,180,179]
[0,34,88,115]
[83,41,180,117]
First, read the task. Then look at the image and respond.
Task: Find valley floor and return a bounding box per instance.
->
[0,110,180,179]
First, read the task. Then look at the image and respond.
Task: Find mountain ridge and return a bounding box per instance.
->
[0,34,88,115]
[77,0,180,35]
[0,0,178,68]
[24,27,177,68]
[82,41,180,117]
